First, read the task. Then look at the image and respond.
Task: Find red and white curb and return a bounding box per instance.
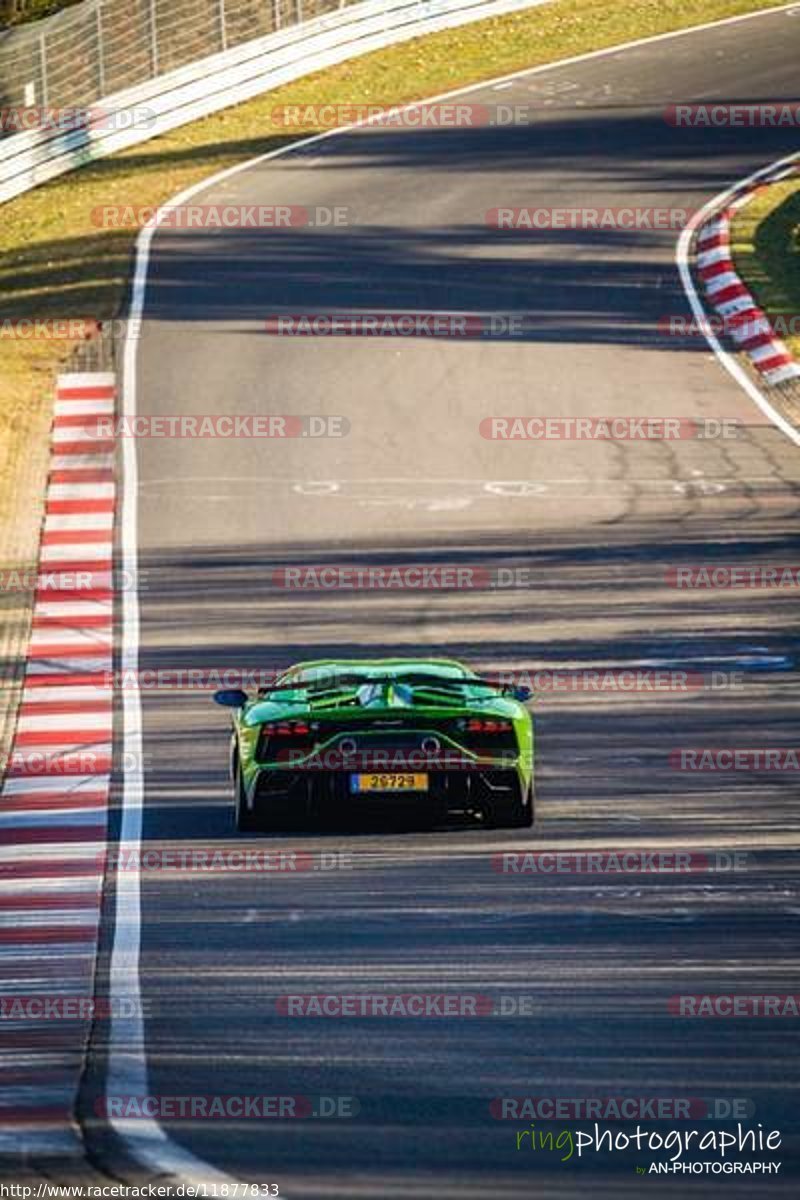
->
[695,162,800,388]
[0,371,115,1155]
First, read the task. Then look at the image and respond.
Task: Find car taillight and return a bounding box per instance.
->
[262,721,312,736]
[456,717,516,755]
[258,720,317,761]
[462,718,512,734]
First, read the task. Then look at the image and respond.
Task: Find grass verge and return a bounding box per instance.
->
[730,174,800,361]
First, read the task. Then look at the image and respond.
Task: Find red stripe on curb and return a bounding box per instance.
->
[698,259,732,281]
[0,826,107,846]
[709,281,750,305]
[33,560,112,576]
[0,791,108,811]
[754,350,795,374]
[696,231,728,250]
[35,588,114,604]
[41,530,113,547]
[32,614,113,630]
[0,859,103,880]
[46,498,115,515]
[737,330,777,353]
[0,926,99,944]
[51,440,116,456]
[14,729,112,747]
[56,385,115,401]
[21,673,111,688]
[25,647,112,663]
[49,468,114,484]
[0,892,101,911]
[53,413,113,428]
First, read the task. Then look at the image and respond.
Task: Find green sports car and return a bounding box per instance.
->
[214,658,535,831]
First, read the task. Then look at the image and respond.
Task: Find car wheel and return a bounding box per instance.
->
[234,763,262,834]
[485,781,534,829]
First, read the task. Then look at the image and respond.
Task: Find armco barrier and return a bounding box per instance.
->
[0,0,550,205]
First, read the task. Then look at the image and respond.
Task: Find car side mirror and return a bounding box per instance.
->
[512,686,532,702]
[213,688,248,708]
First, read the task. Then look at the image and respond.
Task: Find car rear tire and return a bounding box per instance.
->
[234,764,262,834]
[485,781,534,829]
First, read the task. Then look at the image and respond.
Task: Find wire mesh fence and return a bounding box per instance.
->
[0,0,351,128]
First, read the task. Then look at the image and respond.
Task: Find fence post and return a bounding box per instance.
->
[274,0,281,30]
[96,0,106,96]
[295,0,302,24]
[39,29,48,109]
[219,0,227,50]
[150,0,159,76]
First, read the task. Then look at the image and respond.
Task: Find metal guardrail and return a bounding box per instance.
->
[0,0,344,116]
[0,0,548,204]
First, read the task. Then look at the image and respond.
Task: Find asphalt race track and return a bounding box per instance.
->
[76,6,800,1196]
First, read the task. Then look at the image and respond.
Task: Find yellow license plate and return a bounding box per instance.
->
[350,773,429,793]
